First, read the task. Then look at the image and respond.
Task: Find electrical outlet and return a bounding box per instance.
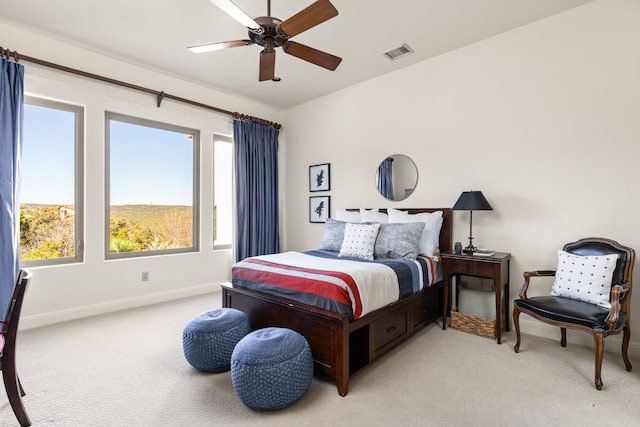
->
[142,271,149,282]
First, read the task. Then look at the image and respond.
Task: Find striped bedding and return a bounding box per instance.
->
[231,249,441,320]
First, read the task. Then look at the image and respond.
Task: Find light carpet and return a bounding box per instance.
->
[1,291,639,427]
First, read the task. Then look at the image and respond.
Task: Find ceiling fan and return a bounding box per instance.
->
[188,0,342,81]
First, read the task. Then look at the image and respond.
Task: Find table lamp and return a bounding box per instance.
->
[452,190,493,254]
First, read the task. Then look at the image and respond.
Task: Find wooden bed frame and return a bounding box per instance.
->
[221,208,452,396]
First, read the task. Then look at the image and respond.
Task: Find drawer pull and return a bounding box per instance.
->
[386,326,396,333]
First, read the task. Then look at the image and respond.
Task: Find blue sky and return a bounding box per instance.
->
[21,104,75,204]
[21,104,194,206]
[109,119,193,206]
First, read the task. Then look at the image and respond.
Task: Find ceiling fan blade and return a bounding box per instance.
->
[279,0,338,37]
[209,0,261,30]
[259,50,276,81]
[283,41,342,71]
[187,39,254,54]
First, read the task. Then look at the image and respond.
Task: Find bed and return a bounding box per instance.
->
[221,208,452,396]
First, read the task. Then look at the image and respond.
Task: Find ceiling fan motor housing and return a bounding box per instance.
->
[250,16,289,52]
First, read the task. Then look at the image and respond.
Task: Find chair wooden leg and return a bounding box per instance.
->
[18,374,26,397]
[560,327,567,347]
[513,308,522,353]
[2,352,32,426]
[622,324,632,372]
[592,332,605,391]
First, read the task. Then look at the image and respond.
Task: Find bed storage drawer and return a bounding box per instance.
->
[410,284,442,329]
[372,308,408,355]
[411,296,428,328]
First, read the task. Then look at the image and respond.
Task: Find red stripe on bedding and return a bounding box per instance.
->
[233,258,364,318]
[420,255,435,286]
[247,259,364,309]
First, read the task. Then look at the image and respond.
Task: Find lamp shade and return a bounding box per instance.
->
[452,191,493,211]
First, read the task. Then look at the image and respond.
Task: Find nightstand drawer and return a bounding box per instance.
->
[372,308,408,352]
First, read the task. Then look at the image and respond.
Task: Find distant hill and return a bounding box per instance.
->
[22,203,190,222]
[110,204,191,226]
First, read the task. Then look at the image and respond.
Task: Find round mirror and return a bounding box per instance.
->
[375,154,418,201]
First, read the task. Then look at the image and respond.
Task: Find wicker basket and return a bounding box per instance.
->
[451,311,501,339]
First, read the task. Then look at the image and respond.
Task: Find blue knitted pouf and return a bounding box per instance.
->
[231,327,313,411]
[183,308,250,373]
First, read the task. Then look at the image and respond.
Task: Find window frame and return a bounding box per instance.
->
[21,96,85,267]
[104,111,200,260]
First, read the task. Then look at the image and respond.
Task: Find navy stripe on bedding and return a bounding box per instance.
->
[231,277,353,317]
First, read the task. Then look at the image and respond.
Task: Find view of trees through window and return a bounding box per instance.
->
[20,204,75,260]
[20,99,82,264]
[106,113,198,257]
[21,100,228,263]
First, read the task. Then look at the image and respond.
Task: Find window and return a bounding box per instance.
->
[213,135,232,249]
[20,97,84,266]
[106,112,199,258]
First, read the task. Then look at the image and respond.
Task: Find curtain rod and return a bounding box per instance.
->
[0,46,282,130]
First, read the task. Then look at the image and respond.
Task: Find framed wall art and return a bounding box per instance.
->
[309,196,330,223]
[309,163,330,192]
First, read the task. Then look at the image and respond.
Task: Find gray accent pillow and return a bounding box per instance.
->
[374,222,426,259]
[319,218,347,252]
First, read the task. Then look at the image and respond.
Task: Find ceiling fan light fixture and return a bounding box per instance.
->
[209,0,262,31]
[187,44,225,54]
[383,43,414,61]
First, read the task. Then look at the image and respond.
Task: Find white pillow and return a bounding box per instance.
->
[550,249,618,308]
[387,208,443,256]
[334,209,362,223]
[338,223,380,260]
[360,208,388,224]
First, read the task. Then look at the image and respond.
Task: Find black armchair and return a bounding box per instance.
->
[1,269,32,426]
[512,237,634,390]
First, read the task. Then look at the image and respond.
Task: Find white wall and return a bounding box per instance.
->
[0,22,284,328]
[282,0,640,353]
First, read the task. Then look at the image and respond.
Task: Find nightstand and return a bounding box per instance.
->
[441,251,511,344]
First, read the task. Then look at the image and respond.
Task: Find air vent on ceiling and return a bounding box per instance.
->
[383,43,414,61]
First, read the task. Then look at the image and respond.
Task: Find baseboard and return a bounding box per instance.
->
[518,317,640,357]
[20,282,222,330]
